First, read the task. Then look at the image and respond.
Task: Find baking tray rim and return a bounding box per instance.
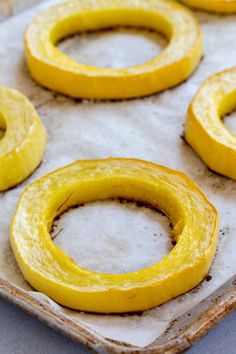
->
[0,0,236,352]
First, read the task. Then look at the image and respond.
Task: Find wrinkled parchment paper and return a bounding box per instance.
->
[0,0,236,347]
[0,0,41,21]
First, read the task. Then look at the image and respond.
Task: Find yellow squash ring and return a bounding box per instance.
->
[25,0,203,100]
[11,158,218,313]
[0,85,46,191]
[185,67,236,180]
[180,0,236,13]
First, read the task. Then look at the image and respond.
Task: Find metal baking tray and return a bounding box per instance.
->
[0,277,235,353]
[0,1,235,353]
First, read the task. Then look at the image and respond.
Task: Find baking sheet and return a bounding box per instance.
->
[0,0,236,348]
[0,0,41,21]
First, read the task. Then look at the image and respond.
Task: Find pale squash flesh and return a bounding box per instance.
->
[0,85,46,191]
[185,67,236,180]
[25,0,203,99]
[180,0,236,13]
[11,158,218,313]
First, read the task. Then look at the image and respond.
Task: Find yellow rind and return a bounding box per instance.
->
[25,0,203,99]
[0,85,46,191]
[185,67,236,180]
[11,158,218,313]
[180,0,236,13]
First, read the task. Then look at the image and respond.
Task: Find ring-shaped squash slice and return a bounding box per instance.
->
[25,0,203,100]
[185,67,236,180]
[180,0,236,13]
[0,85,46,191]
[11,158,218,313]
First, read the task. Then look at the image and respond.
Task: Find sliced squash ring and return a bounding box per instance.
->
[185,67,236,180]
[180,0,236,13]
[25,0,203,100]
[0,85,46,191]
[11,158,218,313]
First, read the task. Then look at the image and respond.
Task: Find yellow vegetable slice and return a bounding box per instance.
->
[185,67,236,180]
[0,85,46,191]
[11,158,218,313]
[25,0,203,100]
[180,0,236,13]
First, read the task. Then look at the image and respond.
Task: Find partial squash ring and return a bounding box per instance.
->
[25,0,203,100]
[185,67,236,180]
[11,158,218,313]
[0,85,46,191]
[180,0,236,13]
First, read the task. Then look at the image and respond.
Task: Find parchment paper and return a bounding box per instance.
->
[0,0,41,21]
[0,0,236,348]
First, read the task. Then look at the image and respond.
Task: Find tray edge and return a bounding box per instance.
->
[0,278,235,353]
